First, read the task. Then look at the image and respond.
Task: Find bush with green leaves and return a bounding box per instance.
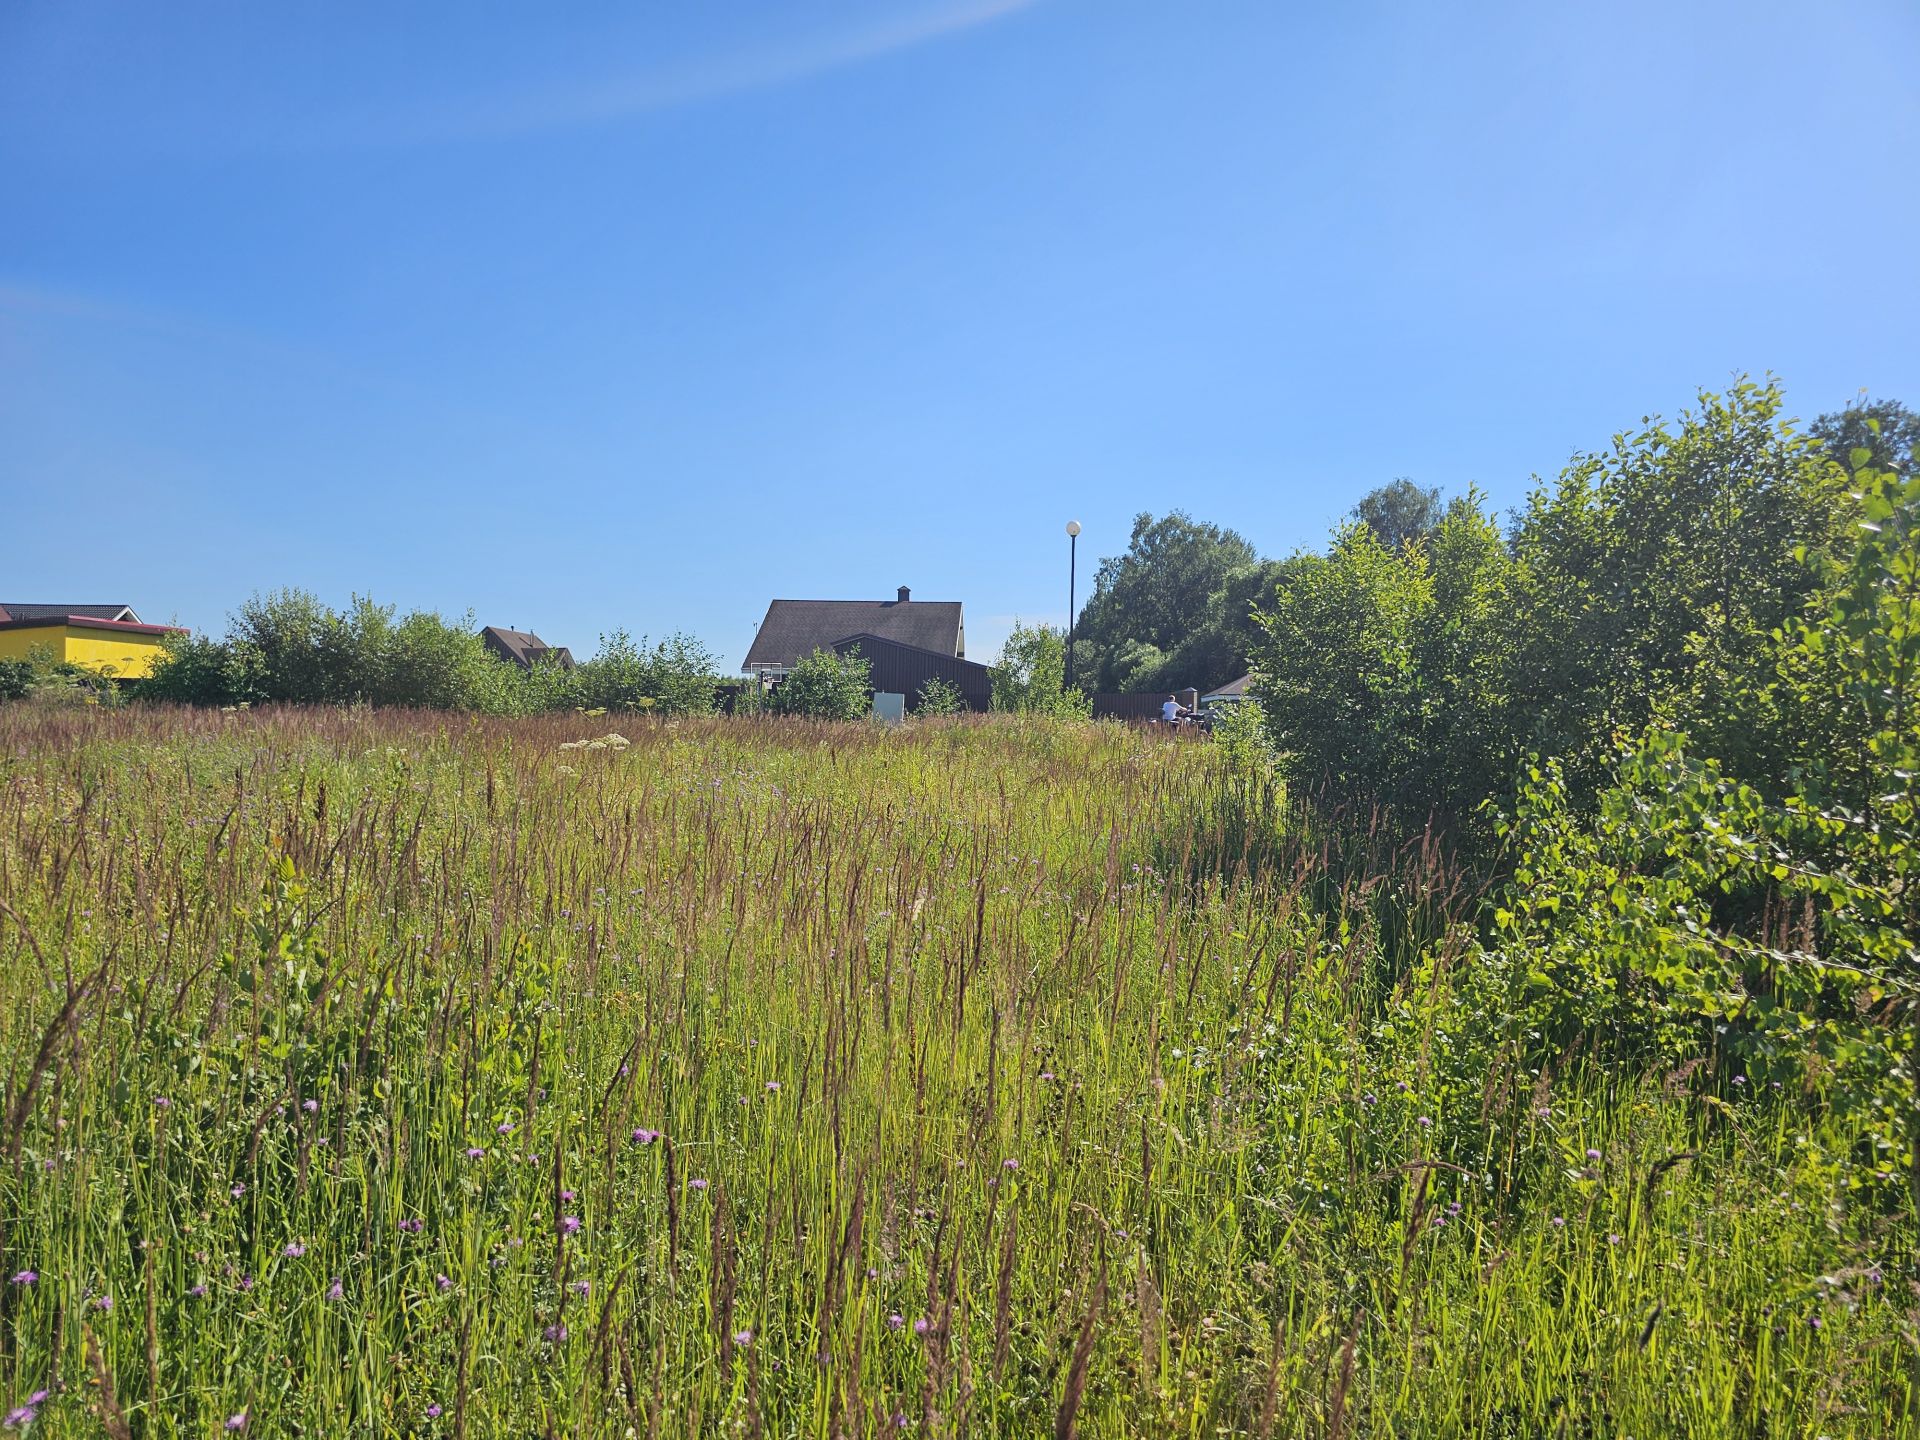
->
[769,646,871,720]
[913,676,966,717]
[1252,381,1854,849]
[1482,451,1919,1200]
[574,630,720,715]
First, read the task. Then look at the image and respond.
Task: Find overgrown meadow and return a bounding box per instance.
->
[0,707,1911,1436]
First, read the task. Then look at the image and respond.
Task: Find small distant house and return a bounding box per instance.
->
[1201,674,1255,709]
[745,588,988,711]
[480,626,574,670]
[0,603,184,679]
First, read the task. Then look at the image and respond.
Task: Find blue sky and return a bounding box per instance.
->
[4,1,1916,668]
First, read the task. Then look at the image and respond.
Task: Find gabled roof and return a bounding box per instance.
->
[1203,674,1254,700]
[480,626,575,670]
[745,598,964,670]
[0,603,141,624]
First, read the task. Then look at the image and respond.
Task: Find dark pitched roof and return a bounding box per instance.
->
[480,626,575,670]
[0,603,140,623]
[745,598,964,670]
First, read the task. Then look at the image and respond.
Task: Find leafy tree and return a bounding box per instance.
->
[1071,512,1258,691]
[1809,395,1917,477]
[770,646,871,720]
[989,622,1090,718]
[1352,479,1444,551]
[1509,379,1850,801]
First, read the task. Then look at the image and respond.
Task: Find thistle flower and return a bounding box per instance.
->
[688,1179,708,1192]
[733,1328,753,1347]
[437,1274,454,1292]
[326,1278,344,1301]
[912,1318,930,1337]
[9,1272,35,1287]
[398,1218,425,1234]
[225,1413,247,1432]
[544,1322,568,1343]
[426,1404,442,1418]
[630,1128,658,1145]
[1416,1116,1432,1129]
[153,1096,172,1110]
[1550,1217,1565,1229]
[303,1098,320,1113]
[1002,1157,1018,1171]
[282,1242,306,1259]
[496,1122,515,1136]
[765,1082,780,1093]
[1585,1148,1601,1161]
[465,1147,486,1160]
[569,1280,591,1297]
[887,1313,905,1331]
[230,1184,246,1199]
[560,1190,575,1202]
[188,1284,207,1299]
[92,1295,112,1313]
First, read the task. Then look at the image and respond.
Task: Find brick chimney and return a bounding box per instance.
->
[896,586,911,603]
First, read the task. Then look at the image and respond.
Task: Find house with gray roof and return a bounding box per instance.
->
[743,587,964,678]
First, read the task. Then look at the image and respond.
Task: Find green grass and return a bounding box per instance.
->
[0,705,1911,1436]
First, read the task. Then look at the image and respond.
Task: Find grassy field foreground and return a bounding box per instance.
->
[0,707,1911,1436]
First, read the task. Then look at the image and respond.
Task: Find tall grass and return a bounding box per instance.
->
[0,706,1910,1436]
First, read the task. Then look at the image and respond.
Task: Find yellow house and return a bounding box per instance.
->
[0,604,184,680]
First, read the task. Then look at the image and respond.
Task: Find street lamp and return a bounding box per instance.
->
[1065,520,1082,692]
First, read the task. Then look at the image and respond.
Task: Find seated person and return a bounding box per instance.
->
[1161,694,1187,725]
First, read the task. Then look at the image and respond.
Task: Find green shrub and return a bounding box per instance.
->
[914,676,965,716]
[770,646,870,719]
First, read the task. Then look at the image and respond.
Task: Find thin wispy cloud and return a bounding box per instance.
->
[342,0,1042,147]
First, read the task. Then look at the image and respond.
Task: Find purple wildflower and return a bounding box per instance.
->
[188,1284,207,1299]
[1607,1233,1623,1246]
[733,1328,753,1347]
[688,1179,708,1192]
[282,1242,306,1258]
[238,1275,254,1292]
[1585,1148,1601,1161]
[1417,1116,1433,1129]
[765,1082,780,1093]
[437,1274,454,1292]
[1002,1158,1019,1171]
[426,1404,442,1418]
[225,1413,247,1432]
[496,1122,515,1135]
[230,1184,246,1199]
[9,1272,35,1287]
[1550,1216,1565,1229]
[5,1404,39,1429]
[303,1098,320,1113]
[569,1280,591,1297]
[326,1278,344,1301]
[398,1218,425,1234]
[153,1096,172,1110]
[630,1128,658,1145]
[912,1318,930,1337]
[560,1190,575,1202]
[92,1295,112,1313]
[559,1216,582,1236]
[887,1313,905,1331]
[544,1322,568,1344]
[1361,1092,1378,1106]
[465,1147,486,1160]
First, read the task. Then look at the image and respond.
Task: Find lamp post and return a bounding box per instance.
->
[1065,520,1081,692]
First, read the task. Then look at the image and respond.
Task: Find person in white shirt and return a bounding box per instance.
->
[1161,695,1185,725]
